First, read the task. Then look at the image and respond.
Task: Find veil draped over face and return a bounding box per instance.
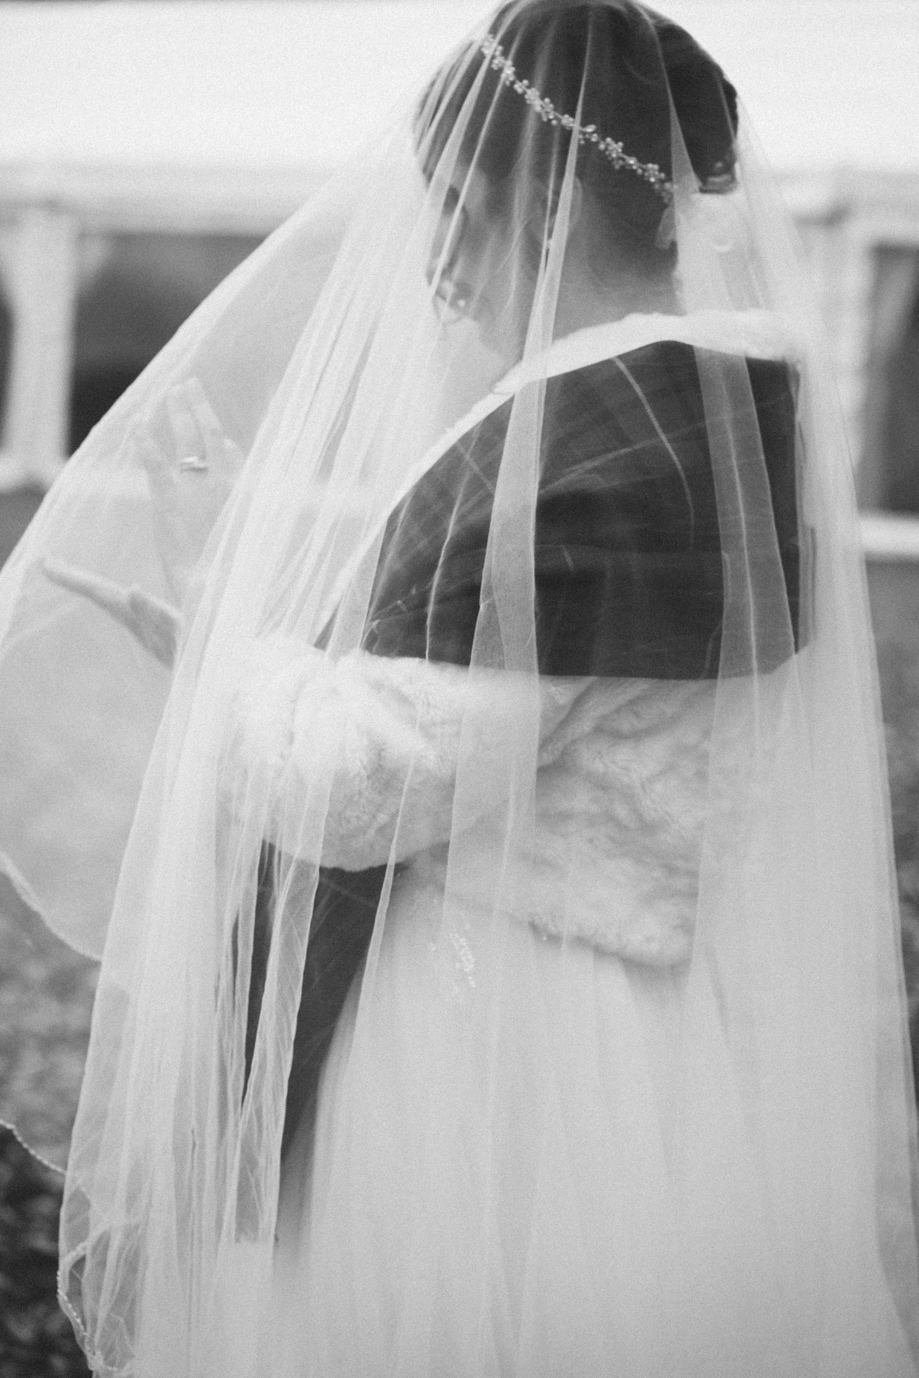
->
[1,2,918,1374]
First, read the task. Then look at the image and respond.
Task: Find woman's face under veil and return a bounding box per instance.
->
[427,164,679,366]
[428,161,538,360]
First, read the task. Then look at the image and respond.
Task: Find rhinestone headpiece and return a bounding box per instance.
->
[479,34,674,204]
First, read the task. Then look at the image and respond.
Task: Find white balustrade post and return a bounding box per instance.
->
[0,205,79,490]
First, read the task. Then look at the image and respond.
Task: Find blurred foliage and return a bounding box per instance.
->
[0,1129,89,1377]
[0,890,94,1374]
[0,887,96,1168]
[879,638,919,1102]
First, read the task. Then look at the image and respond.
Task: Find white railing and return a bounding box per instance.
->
[859,512,919,563]
[0,205,79,486]
[3,172,919,563]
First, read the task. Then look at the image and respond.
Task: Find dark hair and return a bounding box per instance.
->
[416,0,738,265]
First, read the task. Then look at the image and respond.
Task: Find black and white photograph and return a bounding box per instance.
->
[1,1,918,1374]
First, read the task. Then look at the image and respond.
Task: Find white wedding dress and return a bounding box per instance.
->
[246,651,910,1378]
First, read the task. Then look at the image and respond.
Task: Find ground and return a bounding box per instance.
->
[0,884,94,1377]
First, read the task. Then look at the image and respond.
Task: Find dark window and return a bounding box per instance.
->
[0,254,11,444]
[860,246,919,513]
[69,231,261,453]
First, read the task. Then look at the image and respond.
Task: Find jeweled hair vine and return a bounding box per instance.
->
[479,32,674,203]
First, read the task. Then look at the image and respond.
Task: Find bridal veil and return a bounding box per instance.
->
[0,1,916,1373]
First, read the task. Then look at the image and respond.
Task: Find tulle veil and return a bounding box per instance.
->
[0,1,917,1373]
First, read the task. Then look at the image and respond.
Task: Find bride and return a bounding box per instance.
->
[0,1,917,1373]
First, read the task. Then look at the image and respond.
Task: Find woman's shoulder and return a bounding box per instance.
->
[537,309,798,378]
[438,309,798,458]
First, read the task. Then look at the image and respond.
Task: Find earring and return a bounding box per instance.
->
[654,204,676,250]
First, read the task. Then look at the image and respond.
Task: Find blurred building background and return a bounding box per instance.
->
[1,0,918,528]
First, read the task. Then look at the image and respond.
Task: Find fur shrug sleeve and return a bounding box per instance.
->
[225,636,589,869]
